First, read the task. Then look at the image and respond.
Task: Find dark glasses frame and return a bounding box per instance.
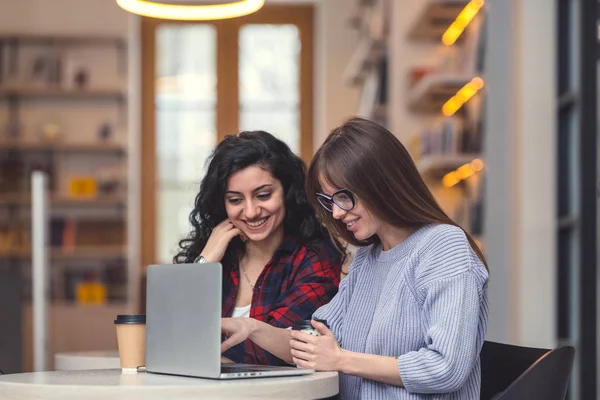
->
[316,189,356,212]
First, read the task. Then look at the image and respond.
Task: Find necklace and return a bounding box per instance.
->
[240,264,256,289]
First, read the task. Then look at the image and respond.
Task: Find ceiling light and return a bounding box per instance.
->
[116,0,265,21]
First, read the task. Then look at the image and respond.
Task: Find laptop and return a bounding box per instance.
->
[145,262,315,379]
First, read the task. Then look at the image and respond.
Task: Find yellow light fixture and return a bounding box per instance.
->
[442,158,485,188]
[442,172,460,188]
[442,0,484,46]
[116,0,265,21]
[442,77,484,116]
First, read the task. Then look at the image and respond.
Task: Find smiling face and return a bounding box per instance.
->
[318,176,381,242]
[224,165,286,243]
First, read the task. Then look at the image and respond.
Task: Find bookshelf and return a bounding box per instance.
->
[343,0,487,242]
[0,33,129,306]
[403,0,487,241]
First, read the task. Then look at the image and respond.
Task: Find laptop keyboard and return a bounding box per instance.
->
[221,364,293,373]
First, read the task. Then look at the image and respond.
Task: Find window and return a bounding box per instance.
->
[141,6,314,265]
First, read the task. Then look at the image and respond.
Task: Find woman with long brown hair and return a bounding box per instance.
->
[221,118,489,399]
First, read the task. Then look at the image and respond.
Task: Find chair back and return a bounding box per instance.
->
[480,340,575,400]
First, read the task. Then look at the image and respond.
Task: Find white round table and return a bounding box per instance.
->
[0,369,339,399]
[54,351,120,370]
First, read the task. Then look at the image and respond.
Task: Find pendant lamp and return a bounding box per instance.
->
[116,0,265,21]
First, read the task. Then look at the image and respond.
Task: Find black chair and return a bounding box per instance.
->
[480,340,575,400]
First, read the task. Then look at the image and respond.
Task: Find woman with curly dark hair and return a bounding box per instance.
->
[175,130,343,366]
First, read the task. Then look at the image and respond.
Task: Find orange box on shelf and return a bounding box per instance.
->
[76,281,108,305]
[67,176,97,198]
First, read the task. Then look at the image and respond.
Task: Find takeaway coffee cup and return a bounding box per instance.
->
[292,319,329,337]
[114,314,146,372]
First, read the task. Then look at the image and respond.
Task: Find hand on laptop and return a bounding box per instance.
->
[221,317,255,353]
[221,356,234,364]
[201,219,241,262]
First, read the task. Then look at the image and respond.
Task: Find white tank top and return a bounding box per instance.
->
[232,304,251,318]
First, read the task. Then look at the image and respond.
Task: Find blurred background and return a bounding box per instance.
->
[0,0,595,398]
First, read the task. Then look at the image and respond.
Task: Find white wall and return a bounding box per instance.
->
[313,0,360,149]
[483,0,557,348]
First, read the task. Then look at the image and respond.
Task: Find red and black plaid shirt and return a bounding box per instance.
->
[221,236,342,365]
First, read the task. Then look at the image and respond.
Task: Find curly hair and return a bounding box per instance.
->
[174,130,343,270]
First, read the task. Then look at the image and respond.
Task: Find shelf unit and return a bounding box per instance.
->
[0,141,126,154]
[0,33,126,46]
[0,33,129,306]
[0,33,127,84]
[0,87,126,99]
[365,0,486,241]
[405,0,486,242]
[0,192,126,207]
[0,245,126,261]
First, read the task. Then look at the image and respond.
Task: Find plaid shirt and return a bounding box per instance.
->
[222,236,342,365]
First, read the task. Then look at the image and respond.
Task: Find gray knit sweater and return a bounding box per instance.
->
[313,224,489,400]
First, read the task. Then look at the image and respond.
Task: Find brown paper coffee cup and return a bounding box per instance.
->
[114,314,146,372]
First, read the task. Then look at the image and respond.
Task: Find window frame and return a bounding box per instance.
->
[140,5,314,269]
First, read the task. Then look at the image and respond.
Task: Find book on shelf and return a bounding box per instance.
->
[418,116,464,157]
[357,55,388,122]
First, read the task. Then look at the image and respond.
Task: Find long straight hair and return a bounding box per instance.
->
[306,117,487,268]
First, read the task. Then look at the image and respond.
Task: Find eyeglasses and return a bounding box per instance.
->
[316,189,356,212]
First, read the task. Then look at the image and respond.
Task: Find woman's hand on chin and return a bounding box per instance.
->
[201,219,241,263]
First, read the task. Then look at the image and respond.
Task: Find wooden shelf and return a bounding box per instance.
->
[0,34,126,46]
[0,86,126,99]
[0,245,127,260]
[407,0,470,41]
[0,193,126,207]
[407,73,472,113]
[417,153,480,176]
[0,141,126,154]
